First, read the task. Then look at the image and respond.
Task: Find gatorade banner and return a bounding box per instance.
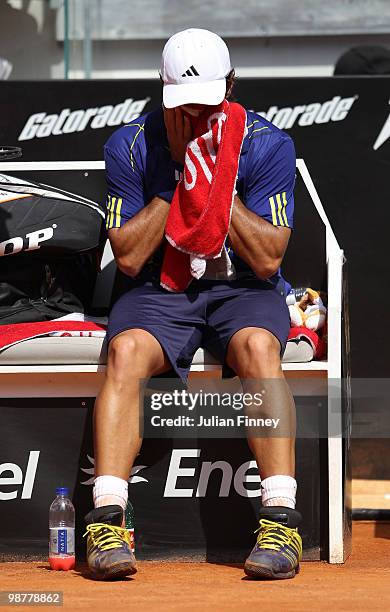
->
[0,78,387,164]
[1,77,390,377]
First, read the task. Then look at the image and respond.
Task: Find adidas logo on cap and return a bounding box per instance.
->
[181,65,200,77]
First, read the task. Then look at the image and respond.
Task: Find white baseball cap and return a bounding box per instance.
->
[161,28,232,109]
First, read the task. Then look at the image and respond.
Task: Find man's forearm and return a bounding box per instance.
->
[228,196,290,279]
[108,196,170,277]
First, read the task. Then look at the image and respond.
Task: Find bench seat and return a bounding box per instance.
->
[0,335,315,366]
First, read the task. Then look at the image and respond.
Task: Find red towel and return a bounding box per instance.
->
[160,100,247,292]
[0,321,106,352]
[288,326,325,360]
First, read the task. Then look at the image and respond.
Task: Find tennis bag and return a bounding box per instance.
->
[0,173,106,323]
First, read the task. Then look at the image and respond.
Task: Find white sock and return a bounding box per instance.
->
[261,475,297,509]
[93,475,128,511]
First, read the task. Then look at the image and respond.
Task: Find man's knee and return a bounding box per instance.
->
[235,329,281,377]
[108,330,157,378]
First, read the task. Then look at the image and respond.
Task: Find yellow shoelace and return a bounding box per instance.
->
[255,519,302,560]
[83,523,128,551]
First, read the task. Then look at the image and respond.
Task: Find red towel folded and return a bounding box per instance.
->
[0,321,106,352]
[160,100,247,292]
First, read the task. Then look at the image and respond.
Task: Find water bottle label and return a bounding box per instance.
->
[49,527,74,555]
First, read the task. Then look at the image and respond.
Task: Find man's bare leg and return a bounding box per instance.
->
[84,329,172,579]
[227,327,302,579]
[226,327,296,503]
[93,328,171,506]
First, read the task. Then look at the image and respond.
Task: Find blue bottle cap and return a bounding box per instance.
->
[56,487,69,496]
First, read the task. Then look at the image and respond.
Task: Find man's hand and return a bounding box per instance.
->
[163,106,192,164]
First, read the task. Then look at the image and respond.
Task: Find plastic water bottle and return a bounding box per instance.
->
[49,487,75,570]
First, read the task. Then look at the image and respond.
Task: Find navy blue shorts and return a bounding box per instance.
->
[107,278,290,382]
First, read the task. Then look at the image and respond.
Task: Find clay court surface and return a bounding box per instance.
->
[2,523,389,611]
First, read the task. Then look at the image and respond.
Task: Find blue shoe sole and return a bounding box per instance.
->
[244,562,300,580]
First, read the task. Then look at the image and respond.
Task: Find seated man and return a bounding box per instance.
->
[84,28,302,581]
